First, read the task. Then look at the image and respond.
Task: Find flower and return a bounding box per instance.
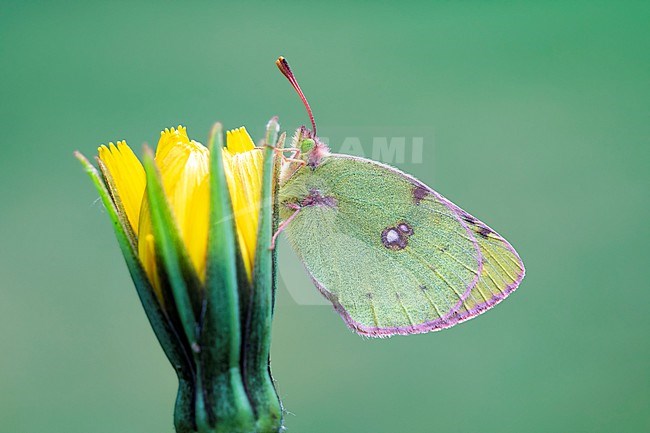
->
[77,118,282,433]
[96,125,264,298]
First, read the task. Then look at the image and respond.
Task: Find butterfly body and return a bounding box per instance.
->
[278,131,525,337]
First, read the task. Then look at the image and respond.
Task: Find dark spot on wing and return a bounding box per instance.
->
[460,212,478,225]
[478,226,491,238]
[366,292,373,299]
[397,221,414,236]
[412,186,429,204]
[381,227,408,250]
[301,189,338,208]
[381,220,415,250]
[461,214,478,224]
[420,285,428,291]
[458,211,494,239]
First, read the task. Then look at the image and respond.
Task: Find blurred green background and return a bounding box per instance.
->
[1,1,648,432]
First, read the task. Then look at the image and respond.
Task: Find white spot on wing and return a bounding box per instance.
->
[386,229,400,243]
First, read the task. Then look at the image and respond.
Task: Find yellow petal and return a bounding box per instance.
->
[156,125,190,161]
[226,126,256,154]
[138,126,211,288]
[141,232,164,301]
[183,174,210,279]
[124,124,263,297]
[97,140,146,233]
[224,127,264,280]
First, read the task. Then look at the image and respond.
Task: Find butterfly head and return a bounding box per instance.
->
[291,125,330,167]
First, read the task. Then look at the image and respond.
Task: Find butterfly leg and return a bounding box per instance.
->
[261,145,300,153]
[270,204,301,250]
[259,145,306,166]
[282,157,306,165]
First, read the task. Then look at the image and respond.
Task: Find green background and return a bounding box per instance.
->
[1,1,648,432]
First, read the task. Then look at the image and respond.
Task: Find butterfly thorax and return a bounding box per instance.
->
[293,126,330,167]
[278,130,346,228]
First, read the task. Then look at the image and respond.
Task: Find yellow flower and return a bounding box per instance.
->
[97,125,263,298]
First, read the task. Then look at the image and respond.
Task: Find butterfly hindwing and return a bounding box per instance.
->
[281,154,524,336]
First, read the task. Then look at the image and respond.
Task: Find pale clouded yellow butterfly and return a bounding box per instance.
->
[274,57,525,337]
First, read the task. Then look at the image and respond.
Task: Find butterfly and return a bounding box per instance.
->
[274,57,525,337]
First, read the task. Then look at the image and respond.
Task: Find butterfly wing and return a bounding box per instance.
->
[280,154,524,337]
[446,203,526,323]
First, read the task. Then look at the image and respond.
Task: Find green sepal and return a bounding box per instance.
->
[74,152,194,383]
[270,131,285,313]
[174,378,197,433]
[242,118,283,433]
[195,123,255,432]
[141,148,203,348]
[95,157,138,250]
[96,155,193,357]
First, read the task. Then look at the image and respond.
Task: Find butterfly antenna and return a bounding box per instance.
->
[276,56,317,136]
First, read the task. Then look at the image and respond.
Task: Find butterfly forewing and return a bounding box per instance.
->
[447,204,525,322]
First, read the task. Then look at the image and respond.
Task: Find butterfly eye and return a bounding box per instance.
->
[300,138,315,153]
